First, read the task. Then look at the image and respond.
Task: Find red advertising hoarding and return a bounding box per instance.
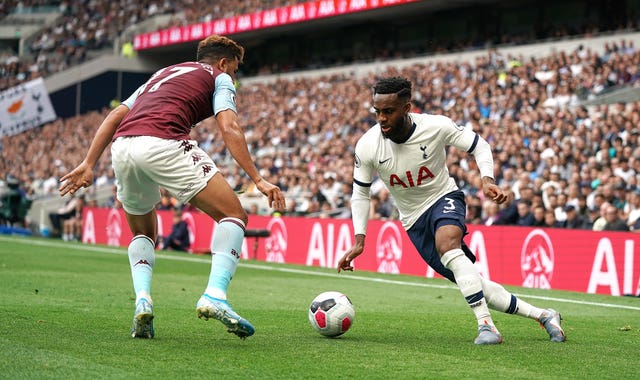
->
[134,0,420,50]
[82,207,640,297]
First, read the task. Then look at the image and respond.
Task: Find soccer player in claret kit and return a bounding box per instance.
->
[60,35,285,339]
[337,76,566,345]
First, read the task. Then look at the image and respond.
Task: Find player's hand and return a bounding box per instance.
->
[59,162,94,197]
[337,244,364,273]
[482,179,511,204]
[255,178,286,210]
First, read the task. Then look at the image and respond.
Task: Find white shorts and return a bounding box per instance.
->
[111,136,219,215]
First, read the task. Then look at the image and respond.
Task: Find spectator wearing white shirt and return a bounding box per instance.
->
[626,190,640,231]
[613,158,635,183]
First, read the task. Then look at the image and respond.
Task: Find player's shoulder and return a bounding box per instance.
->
[357,124,382,144]
[213,73,235,99]
[355,125,382,155]
[411,112,453,127]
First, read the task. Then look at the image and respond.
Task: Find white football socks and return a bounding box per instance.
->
[480,277,544,319]
[441,248,495,328]
[128,235,155,304]
[204,217,245,301]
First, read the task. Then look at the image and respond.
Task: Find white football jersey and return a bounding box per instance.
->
[353,113,486,230]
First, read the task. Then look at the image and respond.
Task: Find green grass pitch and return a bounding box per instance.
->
[1,235,639,379]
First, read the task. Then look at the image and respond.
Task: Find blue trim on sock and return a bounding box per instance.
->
[465,291,484,304]
[507,295,518,314]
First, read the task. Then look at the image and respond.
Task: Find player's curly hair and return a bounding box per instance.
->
[373,76,412,102]
[197,35,245,63]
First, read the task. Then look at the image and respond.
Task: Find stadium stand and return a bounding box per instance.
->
[1,0,640,236]
[3,0,640,90]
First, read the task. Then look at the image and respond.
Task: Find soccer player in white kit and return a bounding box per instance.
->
[59,35,285,339]
[337,77,566,344]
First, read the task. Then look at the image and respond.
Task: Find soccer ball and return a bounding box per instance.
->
[308,291,355,337]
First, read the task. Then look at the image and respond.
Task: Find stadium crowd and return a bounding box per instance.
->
[2,36,640,235]
[2,0,639,91]
[0,0,306,91]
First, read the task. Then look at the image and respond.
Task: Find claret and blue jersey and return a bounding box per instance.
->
[115,61,238,141]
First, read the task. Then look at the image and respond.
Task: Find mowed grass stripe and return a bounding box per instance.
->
[1,235,639,379]
[2,235,638,312]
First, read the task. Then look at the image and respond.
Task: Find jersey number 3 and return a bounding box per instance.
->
[442,197,456,214]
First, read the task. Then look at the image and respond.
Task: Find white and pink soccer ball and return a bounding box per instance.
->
[308,291,355,337]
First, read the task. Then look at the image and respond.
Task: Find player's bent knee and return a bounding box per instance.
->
[221,205,248,225]
[440,248,465,268]
[221,213,248,227]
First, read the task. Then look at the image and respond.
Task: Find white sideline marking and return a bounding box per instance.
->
[2,236,640,311]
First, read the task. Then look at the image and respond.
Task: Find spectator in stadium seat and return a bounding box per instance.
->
[465,196,483,225]
[308,182,328,209]
[62,195,86,241]
[532,205,546,227]
[104,185,118,208]
[376,187,396,219]
[561,205,588,229]
[4,36,640,232]
[495,186,534,225]
[48,194,82,238]
[482,200,501,226]
[58,35,285,340]
[553,192,569,223]
[515,200,535,226]
[281,198,305,217]
[159,208,190,252]
[603,204,630,232]
[575,194,590,218]
[601,183,623,209]
[320,171,341,208]
[543,209,562,228]
[592,202,612,231]
[625,190,640,231]
[156,188,178,211]
[582,205,599,230]
[338,77,565,345]
[245,203,260,215]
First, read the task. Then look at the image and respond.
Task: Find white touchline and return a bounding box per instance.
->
[3,236,640,311]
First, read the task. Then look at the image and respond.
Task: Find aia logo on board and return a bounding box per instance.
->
[106,209,122,246]
[520,229,555,289]
[375,222,403,274]
[265,217,287,263]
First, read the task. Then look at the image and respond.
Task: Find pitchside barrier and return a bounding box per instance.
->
[81,207,640,297]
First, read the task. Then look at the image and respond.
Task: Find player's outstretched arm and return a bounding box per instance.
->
[337,234,365,272]
[59,105,129,197]
[215,109,285,210]
[481,176,511,204]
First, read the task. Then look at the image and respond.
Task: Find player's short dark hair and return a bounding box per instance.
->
[373,77,412,102]
[197,35,244,63]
